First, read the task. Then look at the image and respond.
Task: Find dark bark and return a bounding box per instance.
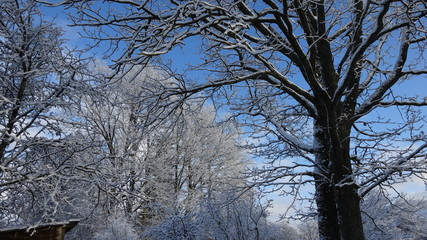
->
[314,116,365,240]
[335,183,364,240]
[333,127,364,240]
[314,173,340,240]
[314,119,340,240]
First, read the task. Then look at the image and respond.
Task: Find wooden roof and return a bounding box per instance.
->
[0,220,79,240]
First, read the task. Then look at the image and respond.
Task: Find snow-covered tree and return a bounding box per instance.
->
[142,187,303,240]
[91,213,139,240]
[64,65,267,239]
[59,0,427,239]
[0,0,88,226]
[361,190,427,240]
[298,220,319,240]
[66,65,170,217]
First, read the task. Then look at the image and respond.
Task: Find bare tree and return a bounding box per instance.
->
[57,0,427,239]
[0,0,88,226]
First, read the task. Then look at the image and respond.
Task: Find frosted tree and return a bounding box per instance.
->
[67,65,256,238]
[139,105,253,238]
[61,65,174,231]
[0,0,88,226]
[298,220,319,240]
[57,0,427,239]
[91,213,139,240]
[361,190,427,240]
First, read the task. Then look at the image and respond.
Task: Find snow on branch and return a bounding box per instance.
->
[268,117,314,153]
[360,142,427,198]
[378,99,427,107]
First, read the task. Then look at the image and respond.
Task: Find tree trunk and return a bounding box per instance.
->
[314,174,341,240]
[334,125,365,240]
[314,121,365,240]
[314,120,341,240]
[335,183,364,240]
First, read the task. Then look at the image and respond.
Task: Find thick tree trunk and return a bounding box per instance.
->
[314,174,340,240]
[334,126,365,240]
[314,121,341,240]
[335,184,364,240]
[314,121,365,240]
